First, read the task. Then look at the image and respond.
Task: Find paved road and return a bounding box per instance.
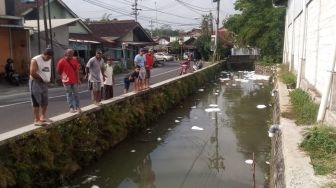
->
[0,61,182,134]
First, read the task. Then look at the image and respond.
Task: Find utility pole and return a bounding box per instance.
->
[149,20,154,37]
[209,11,214,36]
[47,0,56,84]
[132,0,141,22]
[36,0,41,53]
[155,1,158,29]
[212,0,220,61]
[42,0,49,45]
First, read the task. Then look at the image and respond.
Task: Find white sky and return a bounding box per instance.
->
[63,0,237,31]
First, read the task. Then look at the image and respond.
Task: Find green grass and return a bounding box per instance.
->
[324,182,336,188]
[289,89,319,125]
[279,64,296,87]
[300,126,336,175]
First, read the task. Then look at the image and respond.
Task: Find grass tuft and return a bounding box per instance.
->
[300,126,336,175]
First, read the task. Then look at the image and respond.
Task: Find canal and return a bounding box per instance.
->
[69,71,273,188]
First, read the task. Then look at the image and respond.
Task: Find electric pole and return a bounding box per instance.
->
[132,0,141,22]
[149,20,154,37]
[42,0,49,45]
[209,11,214,35]
[213,0,220,61]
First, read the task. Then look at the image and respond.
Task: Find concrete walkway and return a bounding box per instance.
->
[277,79,332,187]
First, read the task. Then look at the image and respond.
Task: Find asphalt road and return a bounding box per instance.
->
[0,61,182,134]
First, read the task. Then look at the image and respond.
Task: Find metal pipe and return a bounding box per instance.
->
[317,45,336,122]
[36,0,41,53]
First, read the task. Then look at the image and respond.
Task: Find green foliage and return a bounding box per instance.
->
[224,0,286,62]
[279,64,296,87]
[289,89,319,125]
[195,34,212,61]
[300,126,336,175]
[146,24,181,37]
[113,63,123,74]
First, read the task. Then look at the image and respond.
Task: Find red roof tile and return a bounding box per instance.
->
[88,20,138,39]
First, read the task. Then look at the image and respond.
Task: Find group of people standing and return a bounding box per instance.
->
[28,47,154,126]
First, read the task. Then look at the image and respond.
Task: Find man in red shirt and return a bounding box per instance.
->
[144,48,154,89]
[57,49,81,113]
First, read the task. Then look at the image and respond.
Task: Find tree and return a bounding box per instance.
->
[195,34,212,61]
[224,0,286,63]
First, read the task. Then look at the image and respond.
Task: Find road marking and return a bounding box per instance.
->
[0,67,180,109]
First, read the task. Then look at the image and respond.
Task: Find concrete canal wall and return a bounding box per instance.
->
[0,63,222,187]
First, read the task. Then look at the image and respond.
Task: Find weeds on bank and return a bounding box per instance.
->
[279,64,296,88]
[300,126,336,175]
[289,89,318,125]
[323,182,336,188]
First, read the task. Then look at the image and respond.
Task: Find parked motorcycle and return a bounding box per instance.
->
[5,58,20,86]
[192,60,203,71]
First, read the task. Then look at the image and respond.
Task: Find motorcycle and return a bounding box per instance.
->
[179,60,190,75]
[5,59,20,86]
[192,60,203,71]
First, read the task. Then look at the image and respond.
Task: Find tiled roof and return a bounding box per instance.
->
[88,20,138,39]
[14,0,44,17]
[69,33,108,44]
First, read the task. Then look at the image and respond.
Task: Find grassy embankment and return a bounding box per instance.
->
[279,64,336,178]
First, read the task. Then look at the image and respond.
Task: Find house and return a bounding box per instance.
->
[282,0,336,123]
[0,0,30,75]
[87,20,156,67]
[15,0,93,61]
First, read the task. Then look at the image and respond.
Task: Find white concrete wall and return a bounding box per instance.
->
[0,0,5,15]
[283,0,336,94]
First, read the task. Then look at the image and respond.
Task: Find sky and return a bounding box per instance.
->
[62,0,237,31]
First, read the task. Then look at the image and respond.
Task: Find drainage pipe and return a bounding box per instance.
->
[317,44,336,122]
[296,0,308,88]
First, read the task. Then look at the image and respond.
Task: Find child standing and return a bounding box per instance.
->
[103,57,115,99]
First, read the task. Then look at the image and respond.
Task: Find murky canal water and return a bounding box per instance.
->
[69,71,273,188]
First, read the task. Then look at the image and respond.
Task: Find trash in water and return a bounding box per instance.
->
[198,89,204,92]
[245,159,253,164]
[216,90,220,92]
[214,92,219,95]
[209,104,219,107]
[194,116,199,119]
[256,105,267,109]
[91,185,99,188]
[258,83,264,85]
[191,126,204,131]
[175,120,180,123]
[219,78,230,82]
[131,150,136,153]
[81,175,98,184]
[232,84,237,86]
[212,117,216,120]
[157,137,162,141]
[168,128,172,131]
[205,108,221,112]
[241,79,249,83]
[266,161,270,165]
[191,106,197,109]
[177,116,183,119]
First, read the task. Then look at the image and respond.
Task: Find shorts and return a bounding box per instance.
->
[145,69,151,79]
[89,81,102,92]
[124,78,131,90]
[138,68,146,80]
[29,79,48,107]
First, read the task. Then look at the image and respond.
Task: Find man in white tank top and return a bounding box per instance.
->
[29,48,54,126]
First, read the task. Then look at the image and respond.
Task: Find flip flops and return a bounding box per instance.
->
[41,118,53,123]
[34,121,46,126]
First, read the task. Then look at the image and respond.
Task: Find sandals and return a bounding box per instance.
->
[34,121,46,126]
[41,118,53,123]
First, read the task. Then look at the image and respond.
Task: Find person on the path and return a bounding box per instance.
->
[124,65,140,93]
[103,57,115,99]
[86,49,104,105]
[29,48,54,126]
[144,48,154,89]
[57,49,81,113]
[134,48,146,90]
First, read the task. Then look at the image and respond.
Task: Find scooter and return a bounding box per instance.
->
[6,71,20,86]
[192,60,203,71]
[179,60,190,75]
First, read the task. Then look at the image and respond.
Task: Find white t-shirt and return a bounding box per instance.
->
[104,64,114,86]
[32,54,51,83]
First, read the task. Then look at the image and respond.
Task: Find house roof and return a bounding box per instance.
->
[24,18,79,32]
[88,20,153,42]
[69,33,106,44]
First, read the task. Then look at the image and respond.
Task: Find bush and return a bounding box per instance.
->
[113,63,123,74]
[300,126,336,175]
[279,64,296,88]
[289,89,318,125]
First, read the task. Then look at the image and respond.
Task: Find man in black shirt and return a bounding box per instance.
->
[124,65,140,93]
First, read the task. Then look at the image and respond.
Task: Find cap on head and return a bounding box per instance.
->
[96,49,102,54]
[140,48,145,52]
[44,48,54,56]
